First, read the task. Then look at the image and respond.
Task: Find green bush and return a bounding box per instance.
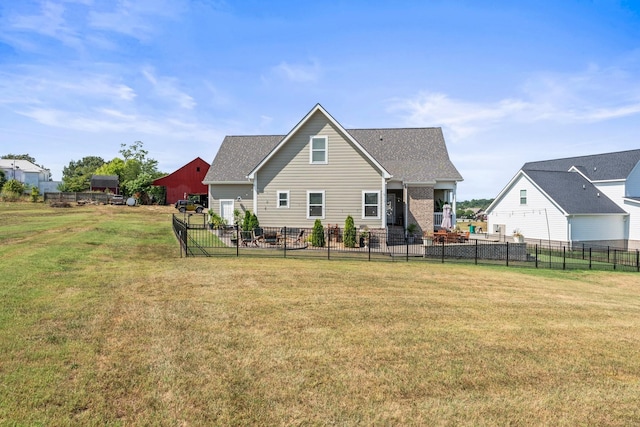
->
[30,186,39,203]
[343,215,357,248]
[242,211,259,231]
[311,219,325,247]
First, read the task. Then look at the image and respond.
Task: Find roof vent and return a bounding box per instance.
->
[379,135,383,141]
[583,184,585,189]
[597,192,600,197]
[594,167,597,171]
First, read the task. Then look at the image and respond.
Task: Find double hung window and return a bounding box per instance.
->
[363,191,380,219]
[310,136,327,164]
[307,191,325,218]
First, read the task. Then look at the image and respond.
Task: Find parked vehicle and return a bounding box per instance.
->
[110,195,125,205]
[175,199,204,213]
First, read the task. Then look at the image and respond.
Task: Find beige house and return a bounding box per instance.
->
[203,104,463,234]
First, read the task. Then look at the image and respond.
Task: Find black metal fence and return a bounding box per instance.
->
[172,214,640,272]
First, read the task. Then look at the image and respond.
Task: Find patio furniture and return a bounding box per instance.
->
[252,227,264,246]
[240,231,254,246]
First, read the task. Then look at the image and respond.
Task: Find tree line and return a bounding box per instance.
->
[2,141,166,204]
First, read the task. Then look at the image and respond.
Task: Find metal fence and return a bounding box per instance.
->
[172,214,640,272]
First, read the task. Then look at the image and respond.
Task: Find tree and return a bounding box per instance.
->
[343,215,357,248]
[118,141,163,203]
[311,219,325,247]
[60,156,105,192]
[242,211,259,232]
[2,179,26,200]
[2,154,36,163]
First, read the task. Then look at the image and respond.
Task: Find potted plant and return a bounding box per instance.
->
[407,223,418,243]
[423,230,433,246]
[359,226,370,248]
[513,228,524,243]
[208,209,227,235]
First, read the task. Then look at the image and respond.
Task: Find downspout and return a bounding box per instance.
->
[252,173,257,213]
[403,182,408,232]
[451,184,457,227]
[381,176,387,229]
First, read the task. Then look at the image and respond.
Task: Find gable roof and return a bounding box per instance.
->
[247,104,391,180]
[0,159,46,173]
[90,175,119,188]
[347,128,462,183]
[522,149,640,181]
[153,157,209,186]
[523,170,626,215]
[203,105,462,184]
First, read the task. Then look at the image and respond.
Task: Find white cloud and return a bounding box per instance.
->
[142,68,196,109]
[391,63,640,141]
[7,1,84,49]
[272,60,321,83]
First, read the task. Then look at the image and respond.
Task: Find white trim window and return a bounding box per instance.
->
[309,136,328,164]
[362,191,380,219]
[520,189,527,205]
[307,191,325,219]
[277,190,289,208]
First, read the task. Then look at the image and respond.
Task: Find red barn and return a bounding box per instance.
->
[153,157,210,206]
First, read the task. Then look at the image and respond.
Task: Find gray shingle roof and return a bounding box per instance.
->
[523,149,640,181]
[203,128,462,184]
[524,170,626,214]
[347,128,462,182]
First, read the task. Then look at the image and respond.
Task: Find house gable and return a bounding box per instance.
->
[248,104,390,180]
[253,107,388,227]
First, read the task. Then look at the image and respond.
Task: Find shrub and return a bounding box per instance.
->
[311,219,325,247]
[242,211,259,231]
[343,215,357,248]
[30,186,39,203]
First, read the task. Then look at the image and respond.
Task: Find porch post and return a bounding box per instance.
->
[451,183,457,226]
[403,183,408,231]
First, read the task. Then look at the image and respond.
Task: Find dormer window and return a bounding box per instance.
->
[310,136,328,164]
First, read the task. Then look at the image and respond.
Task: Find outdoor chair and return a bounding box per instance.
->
[252,227,264,246]
[240,231,254,246]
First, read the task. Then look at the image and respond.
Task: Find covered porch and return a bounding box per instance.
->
[385,184,458,234]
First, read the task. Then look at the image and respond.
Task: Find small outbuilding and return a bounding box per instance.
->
[152,157,210,206]
[90,175,119,194]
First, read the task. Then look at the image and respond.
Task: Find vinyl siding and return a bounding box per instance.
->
[208,184,253,215]
[569,215,626,241]
[594,181,626,209]
[623,200,640,244]
[255,111,384,228]
[487,174,568,241]
[625,164,640,197]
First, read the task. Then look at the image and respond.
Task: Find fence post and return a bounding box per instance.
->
[236,224,239,257]
[441,239,445,263]
[637,249,639,272]
[535,244,538,268]
[613,249,617,270]
[283,226,287,258]
[406,237,409,262]
[589,247,592,270]
[506,242,509,267]
[475,239,478,265]
[327,229,330,260]
[368,233,371,261]
[563,246,566,270]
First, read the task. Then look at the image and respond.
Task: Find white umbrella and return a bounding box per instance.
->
[441,203,452,229]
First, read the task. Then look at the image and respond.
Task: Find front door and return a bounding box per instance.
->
[220,200,234,225]
[386,194,395,225]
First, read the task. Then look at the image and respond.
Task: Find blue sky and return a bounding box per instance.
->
[1,0,639,200]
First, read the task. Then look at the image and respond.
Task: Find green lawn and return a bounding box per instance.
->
[1,202,640,425]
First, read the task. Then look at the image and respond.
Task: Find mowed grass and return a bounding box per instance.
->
[1,203,640,425]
